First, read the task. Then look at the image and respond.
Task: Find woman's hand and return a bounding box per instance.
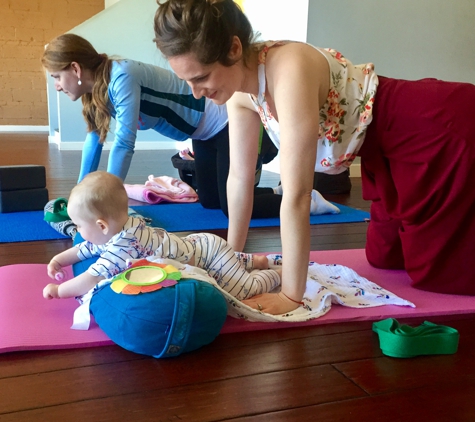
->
[242,291,302,315]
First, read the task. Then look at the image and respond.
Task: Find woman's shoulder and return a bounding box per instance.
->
[255,40,322,56]
[110,59,173,80]
[264,41,324,60]
[257,41,327,72]
[264,42,329,79]
[109,59,142,77]
[109,59,135,82]
[111,59,184,89]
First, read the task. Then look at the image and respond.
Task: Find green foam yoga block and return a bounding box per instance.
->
[0,188,49,213]
[0,165,46,191]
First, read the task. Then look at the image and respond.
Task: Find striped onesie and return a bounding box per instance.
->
[77,216,279,300]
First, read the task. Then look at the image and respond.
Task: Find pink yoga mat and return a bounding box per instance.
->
[222,250,475,333]
[0,264,112,353]
[1,249,474,353]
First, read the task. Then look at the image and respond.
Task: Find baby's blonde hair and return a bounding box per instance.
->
[68,171,128,221]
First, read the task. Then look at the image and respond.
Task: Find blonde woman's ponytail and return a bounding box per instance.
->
[82,55,113,143]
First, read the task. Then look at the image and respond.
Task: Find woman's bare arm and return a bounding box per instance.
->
[226,92,263,252]
[243,43,330,314]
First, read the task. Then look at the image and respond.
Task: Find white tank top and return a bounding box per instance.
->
[250,41,379,174]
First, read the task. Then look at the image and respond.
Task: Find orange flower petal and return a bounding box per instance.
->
[140,284,162,293]
[122,284,142,295]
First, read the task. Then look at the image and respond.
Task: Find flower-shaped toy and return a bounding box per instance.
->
[110,259,181,295]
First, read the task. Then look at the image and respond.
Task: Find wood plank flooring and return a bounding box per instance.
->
[0,132,473,421]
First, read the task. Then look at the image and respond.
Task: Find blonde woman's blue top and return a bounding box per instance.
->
[79,59,228,181]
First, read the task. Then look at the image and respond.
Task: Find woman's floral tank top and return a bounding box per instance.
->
[249,41,379,174]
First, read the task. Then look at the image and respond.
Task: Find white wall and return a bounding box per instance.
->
[306,0,475,173]
[105,0,120,7]
[244,0,309,42]
[307,0,475,83]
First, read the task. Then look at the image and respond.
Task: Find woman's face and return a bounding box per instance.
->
[49,65,86,101]
[168,53,241,105]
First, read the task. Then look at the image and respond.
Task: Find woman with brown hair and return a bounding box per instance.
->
[153,0,475,314]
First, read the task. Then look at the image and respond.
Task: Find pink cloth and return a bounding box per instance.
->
[124,175,198,204]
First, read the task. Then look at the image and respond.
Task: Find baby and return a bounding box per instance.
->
[44,171,280,301]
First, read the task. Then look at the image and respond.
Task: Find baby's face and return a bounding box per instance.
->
[68,204,109,245]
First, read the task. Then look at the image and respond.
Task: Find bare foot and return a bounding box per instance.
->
[253,255,269,270]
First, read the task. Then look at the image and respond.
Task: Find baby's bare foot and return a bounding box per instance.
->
[253,255,269,270]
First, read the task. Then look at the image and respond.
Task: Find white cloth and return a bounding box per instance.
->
[144,255,415,322]
[225,254,415,322]
[71,255,414,329]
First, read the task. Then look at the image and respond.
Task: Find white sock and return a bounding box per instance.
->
[310,189,340,215]
[273,184,283,195]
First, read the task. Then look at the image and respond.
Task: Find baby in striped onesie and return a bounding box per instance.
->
[44,171,280,301]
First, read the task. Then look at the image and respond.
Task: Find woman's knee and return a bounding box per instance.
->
[365,203,405,270]
[365,239,405,270]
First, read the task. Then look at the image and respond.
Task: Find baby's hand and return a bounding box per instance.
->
[43,283,60,300]
[54,269,67,281]
[47,259,63,280]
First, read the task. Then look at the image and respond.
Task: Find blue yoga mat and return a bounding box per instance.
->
[0,211,69,243]
[0,202,369,243]
[131,202,369,232]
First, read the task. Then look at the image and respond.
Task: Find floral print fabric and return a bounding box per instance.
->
[224,254,415,322]
[250,41,379,174]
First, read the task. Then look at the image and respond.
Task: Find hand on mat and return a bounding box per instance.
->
[43,283,60,300]
[242,292,300,315]
[47,259,65,281]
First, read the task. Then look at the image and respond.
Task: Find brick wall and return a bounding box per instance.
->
[0,0,104,126]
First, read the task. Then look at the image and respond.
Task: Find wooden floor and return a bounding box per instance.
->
[0,132,474,421]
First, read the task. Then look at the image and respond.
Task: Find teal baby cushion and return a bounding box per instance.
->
[89,260,228,358]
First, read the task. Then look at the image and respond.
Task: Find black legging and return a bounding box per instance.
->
[192,125,282,219]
